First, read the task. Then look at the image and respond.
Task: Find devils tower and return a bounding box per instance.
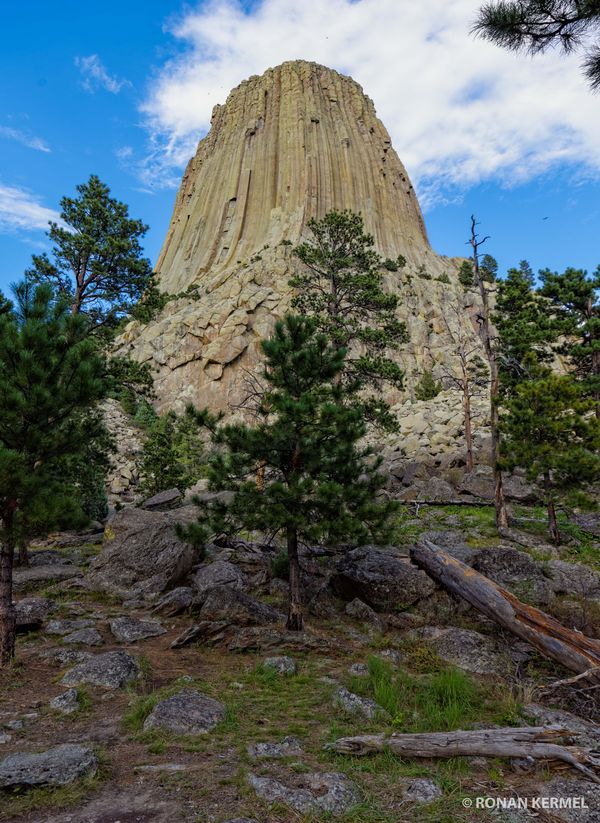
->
[117,61,481,414]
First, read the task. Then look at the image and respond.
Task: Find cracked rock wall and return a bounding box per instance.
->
[116,60,484,418]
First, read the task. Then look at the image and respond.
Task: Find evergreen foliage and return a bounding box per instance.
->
[140,409,206,496]
[0,282,109,663]
[500,373,600,542]
[474,1,600,90]
[290,210,408,430]
[493,260,557,391]
[414,369,442,401]
[26,175,156,336]
[539,266,600,411]
[179,315,397,630]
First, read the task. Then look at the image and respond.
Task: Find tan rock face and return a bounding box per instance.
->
[117,60,485,417]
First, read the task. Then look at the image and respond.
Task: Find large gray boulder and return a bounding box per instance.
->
[459,466,537,502]
[192,560,245,602]
[62,651,140,689]
[143,689,225,735]
[331,547,436,611]
[200,586,281,625]
[152,587,194,617]
[141,488,183,511]
[86,506,198,598]
[472,547,554,605]
[109,616,166,643]
[0,744,97,787]
[15,597,55,630]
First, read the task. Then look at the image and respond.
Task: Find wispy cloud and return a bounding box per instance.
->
[0,182,60,234]
[139,0,600,204]
[0,126,50,153]
[75,54,130,94]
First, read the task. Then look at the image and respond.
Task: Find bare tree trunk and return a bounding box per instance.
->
[327,726,600,782]
[0,511,16,665]
[286,526,304,631]
[17,541,29,567]
[469,216,508,529]
[411,538,600,678]
[545,471,560,544]
[463,374,474,473]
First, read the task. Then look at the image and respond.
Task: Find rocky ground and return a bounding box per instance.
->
[2,495,600,823]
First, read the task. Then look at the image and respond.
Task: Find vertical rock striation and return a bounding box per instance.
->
[116,61,483,418]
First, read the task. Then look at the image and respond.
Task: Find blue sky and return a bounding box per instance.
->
[1,0,598,294]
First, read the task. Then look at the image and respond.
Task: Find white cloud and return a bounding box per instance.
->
[75,54,130,94]
[0,126,50,153]
[140,0,600,204]
[0,183,60,234]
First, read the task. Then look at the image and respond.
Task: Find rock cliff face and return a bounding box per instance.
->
[117,60,483,417]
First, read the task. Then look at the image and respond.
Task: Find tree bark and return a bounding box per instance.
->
[411,538,600,679]
[545,471,560,544]
[286,526,304,631]
[327,726,600,783]
[17,541,29,568]
[463,373,474,473]
[0,510,16,665]
[469,216,508,529]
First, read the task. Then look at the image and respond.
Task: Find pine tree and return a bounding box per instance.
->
[474,1,600,90]
[140,409,206,496]
[0,283,108,664]
[290,210,408,430]
[493,261,557,392]
[180,315,397,631]
[414,370,442,401]
[500,374,600,542]
[539,266,600,415]
[26,175,156,336]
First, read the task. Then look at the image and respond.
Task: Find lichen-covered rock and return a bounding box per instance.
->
[86,506,198,598]
[152,587,194,617]
[63,627,104,646]
[46,618,97,636]
[0,744,97,787]
[472,547,554,605]
[143,690,225,735]
[248,771,360,816]
[109,616,166,644]
[263,655,297,675]
[332,547,436,611]
[402,778,442,803]
[247,736,303,759]
[199,586,281,625]
[192,560,245,601]
[407,626,523,675]
[62,651,140,689]
[333,686,384,720]
[15,597,55,630]
[345,598,384,630]
[50,689,80,715]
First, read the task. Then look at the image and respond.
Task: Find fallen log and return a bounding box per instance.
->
[410,538,600,680]
[326,726,600,783]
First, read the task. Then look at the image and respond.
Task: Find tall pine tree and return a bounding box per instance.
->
[180,315,397,631]
[0,283,108,664]
[539,266,600,416]
[26,175,157,335]
[290,210,407,430]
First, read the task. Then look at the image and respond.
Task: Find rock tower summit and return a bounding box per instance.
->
[118,60,478,413]
[157,61,430,294]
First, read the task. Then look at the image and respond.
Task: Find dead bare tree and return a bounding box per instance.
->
[467,216,509,528]
[439,302,489,472]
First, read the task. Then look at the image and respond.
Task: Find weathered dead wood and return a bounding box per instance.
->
[327,725,600,783]
[411,538,600,680]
